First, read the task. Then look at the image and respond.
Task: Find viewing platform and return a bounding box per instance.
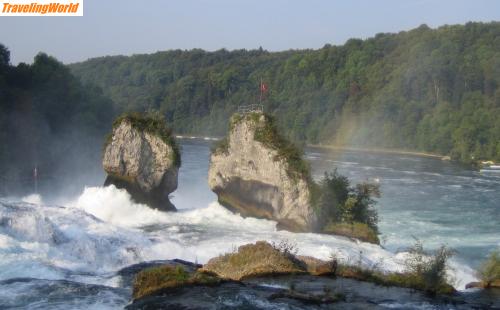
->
[237,104,264,114]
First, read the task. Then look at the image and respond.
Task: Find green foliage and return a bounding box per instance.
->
[133,265,220,300]
[216,112,311,180]
[70,22,500,165]
[477,250,500,287]
[335,263,455,295]
[312,170,380,242]
[111,111,181,167]
[329,243,455,295]
[211,137,229,155]
[322,222,379,244]
[0,46,114,195]
[252,114,311,180]
[404,240,456,295]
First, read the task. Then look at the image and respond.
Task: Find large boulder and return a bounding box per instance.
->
[201,241,306,280]
[103,113,180,211]
[208,112,317,232]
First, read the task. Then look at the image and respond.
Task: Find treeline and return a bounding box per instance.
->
[70,22,500,164]
[0,45,114,196]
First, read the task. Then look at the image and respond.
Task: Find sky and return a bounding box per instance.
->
[0,0,499,64]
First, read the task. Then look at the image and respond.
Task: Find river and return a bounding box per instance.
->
[0,139,498,309]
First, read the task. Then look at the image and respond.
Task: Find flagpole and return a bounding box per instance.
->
[259,77,262,104]
[34,166,38,194]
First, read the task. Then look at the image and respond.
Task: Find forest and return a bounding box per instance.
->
[1,22,499,195]
[70,22,500,165]
[0,46,114,196]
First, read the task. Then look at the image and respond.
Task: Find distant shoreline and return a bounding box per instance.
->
[307,144,448,160]
[175,136,500,167]
[175,135,449,160]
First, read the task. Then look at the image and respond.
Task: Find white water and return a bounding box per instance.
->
[0,185,476,296]
[3,140,497,309]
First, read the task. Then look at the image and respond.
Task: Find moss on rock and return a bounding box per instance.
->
[216,112,311,181]
[322,222,380,244]
[133,265,220,300]
[107,111,181,167]
[201,241,307,281]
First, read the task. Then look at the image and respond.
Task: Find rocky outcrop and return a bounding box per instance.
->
[201,241,306,281]
[208,112,317,232]
[103,113,180,211]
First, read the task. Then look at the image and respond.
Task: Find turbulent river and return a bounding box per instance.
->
[0,139,499,309]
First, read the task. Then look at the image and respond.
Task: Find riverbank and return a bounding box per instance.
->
[308,144,448,160]
[175,135,499,170]
[175,135,448,160]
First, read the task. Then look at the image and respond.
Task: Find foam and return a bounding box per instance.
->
[21,193,43,205]
[0,186,480,291]
[70,186,478,288]
[70,185,171,227]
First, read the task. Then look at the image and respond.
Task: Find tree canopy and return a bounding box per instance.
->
[70,22,500,164]
[0,45,114,196]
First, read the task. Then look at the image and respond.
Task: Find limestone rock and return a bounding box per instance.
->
[208,112,317,232]
[103,113,180,211]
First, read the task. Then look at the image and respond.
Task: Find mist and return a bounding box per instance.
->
[0,45,114,202]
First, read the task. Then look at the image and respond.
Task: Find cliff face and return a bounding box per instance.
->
[208,113,316,232]
[103,115,179,211]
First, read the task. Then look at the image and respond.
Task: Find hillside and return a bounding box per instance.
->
[0,46,114,196]
[70,22,500,164]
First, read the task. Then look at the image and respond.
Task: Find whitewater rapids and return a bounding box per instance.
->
[0,185,477,296]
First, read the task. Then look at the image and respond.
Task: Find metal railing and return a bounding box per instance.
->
[237,104,264,114]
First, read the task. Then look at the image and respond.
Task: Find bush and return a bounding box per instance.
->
[331,257,455,295]
[328,241,454,294]
[312,170,380,242]
[404,240,455,295]
[310,171,349,223]
[477,250,500,287]
[211,137,229,155]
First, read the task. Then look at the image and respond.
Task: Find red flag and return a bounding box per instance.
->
[260,82,268,93]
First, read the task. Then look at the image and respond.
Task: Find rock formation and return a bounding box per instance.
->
[208,112,317,232]
[103,113,180,211]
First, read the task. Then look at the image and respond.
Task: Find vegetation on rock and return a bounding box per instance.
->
[108,111,181,167]
[216,112,311,180]
[322,222,379,244]
[201,240,455,295]
[133,265,220,300]
[401,240,456,294]
[309,241,455,295]
[477,250,500,288]
[213,113,381,241]
[201,241,306,281]
[311,171,380,243]
[252,114,311,180]
[132,241,456,304]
